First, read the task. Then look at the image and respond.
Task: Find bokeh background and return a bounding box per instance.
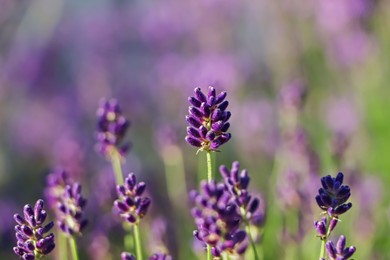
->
[1,0,390,259]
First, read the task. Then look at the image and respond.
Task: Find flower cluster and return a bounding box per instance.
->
[219,161,265,226]
[185,86,231,151]
[326,235,356,260]
[56,183,88,236]
[315,172,352,217]
[190,180,248,257]
[13,199,55,259]
[45,168,70,208]
[121,252,172,260]
[96,98,130,157]
[114,173,151,224]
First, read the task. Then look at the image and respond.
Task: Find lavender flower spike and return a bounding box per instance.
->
[185,86,231,152]
[326,235,356,260]
[45,168,70,209]
[315,172,352,217]
[114,173,151,224]
[57,182,88,236]
[190,180,248,257]
[96,98,130,158]
[219,161,265,227]
[13,199,55,259]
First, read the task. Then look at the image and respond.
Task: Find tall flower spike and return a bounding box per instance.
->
[114,173,151,224]
[185,86,231,152]
[57,182,88,236]
[13,199,55,259]
[190,180,248,257]
[96,98,130,158]
[315,172,352,217]
[219,161,265,226]
[326,235,356,260]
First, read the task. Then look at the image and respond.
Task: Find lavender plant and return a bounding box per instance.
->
[185,86,231,183]
[186,86,234,259]
[45,169,88,260]
[314,172,356,260]
[114,172,151,224]
[13,199,55,259]
[219,161,264,259]
[96,99,148,260]
[96,98,131,185]
[190,180,248,258]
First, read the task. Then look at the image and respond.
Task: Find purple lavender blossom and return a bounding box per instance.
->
[185,86,231,151]
[149,253,173,260]
[13,199,55,259]
[121,252,172,260]
[279,79,307,110]
[314,217,338,239]
[45,168,70,208]
[326,235,356,260]
[219,161,265,226]
[315,172,352,217]
[121,252,136,260]
[190,180,248,257]
[57,183,88,236]
[114,173,151,224]
[96,98,130,158]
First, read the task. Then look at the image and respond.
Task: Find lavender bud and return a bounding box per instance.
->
[185,86,231,151]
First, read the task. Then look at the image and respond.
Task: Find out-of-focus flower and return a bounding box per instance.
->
[219,161,265,227]
[326,235,356,260]
[45,168,70,208]
[121,252,136,260]
[114,173,151,224]
[96,98,130,158]
[279,79,307,111]
[185,86,231,151]
[315,172,352,217]
[13,199,55,259]
[57,183,88,236]
[190,180,248,257]
[149,253,173,260]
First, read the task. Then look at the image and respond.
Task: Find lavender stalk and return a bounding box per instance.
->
[69,236,79,260]
[96,98,143,257]
[114,173,151,260]
[186,86,232,259]
[314,172,354,260]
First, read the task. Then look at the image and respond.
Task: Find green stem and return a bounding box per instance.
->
[205,150,214,259]
[246,224,260,260]
[206,151,213,182]
[319,215,331,260]
[134,224,143,260]
[319,238,326,260]
[59,232,68,260]
[207,245,213,260]
[240,207,260,260]
[110,150,135,253]
[68,236,79,260]
[110,150,124,185]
